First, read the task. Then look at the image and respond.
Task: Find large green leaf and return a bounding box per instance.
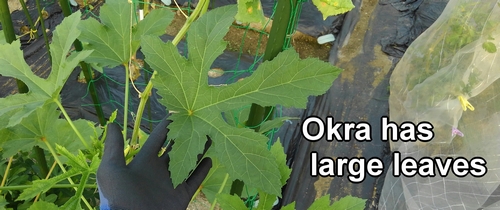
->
[281,202,296,210]
[0,12,91,128]
[235,0,266,24]
[16,168,81,201]
[142,5,341,196]
[223,105,251,127]
[271,140,291,185]
[26,201,59,210]
[216,194,248,210]
[78,0,174,67]
[308,194,333,210]
[0,103,97,159]
[201,157,232,203]
[259,117,298,134]
[257,140,291,210]
[306,195,367,210]
[330,195,367,210]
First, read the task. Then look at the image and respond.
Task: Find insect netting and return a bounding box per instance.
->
[379,0,500,209]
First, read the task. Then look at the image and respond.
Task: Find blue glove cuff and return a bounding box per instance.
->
[97,180,111,210]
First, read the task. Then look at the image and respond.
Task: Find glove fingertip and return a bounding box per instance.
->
[101,123,126,167]
[187,157,212,192]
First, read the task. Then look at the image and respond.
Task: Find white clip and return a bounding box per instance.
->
[161,0,172,5]
[317,34,335,44]
[139,9,144,21]
[69,0,78,6]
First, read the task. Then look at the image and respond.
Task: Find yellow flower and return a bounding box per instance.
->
[458,95,474,111]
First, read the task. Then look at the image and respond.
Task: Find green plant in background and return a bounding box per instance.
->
[235,0,267,24]
[219,193,367,210]
[398,1,500,116]
[312,0,355,20]
[234,0,355,23]
[0,0,363,209]
[0,12,103,209]
[407,1,500,93]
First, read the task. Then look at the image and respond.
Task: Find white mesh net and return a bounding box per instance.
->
[379,0,500,209]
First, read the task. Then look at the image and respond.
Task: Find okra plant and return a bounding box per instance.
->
[0,0,369,208]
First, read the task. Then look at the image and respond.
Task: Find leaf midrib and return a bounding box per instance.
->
[197,115,279,194]
[194,57,331,112]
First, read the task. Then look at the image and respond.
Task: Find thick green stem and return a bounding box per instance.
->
[43,142,68,176]
[246,104,266,132]
[58,0,107,126]
[0,1,16,42]
[58,0,72,16]
[143,65,153,131]
[246,0,294,130]
[34,161,57,202]
[123,0,135,142]
[43,141,92,209]
[123,63,130,142]
[74,172,91,206]
[34,0,52,63]
[141,0,149,15]
[33,146,50,178]
[79,63,106,126]
[172,0,208,45]
[200,0,210,16]
[210,173,229,210]
[54,99,90,150]
[130,72,156,145]
[0,184,97,191]
[19,0,35,30]
[240,0,298,197]
[0,157,14,194]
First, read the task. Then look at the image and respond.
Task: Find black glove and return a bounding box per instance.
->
[97,118,212,210]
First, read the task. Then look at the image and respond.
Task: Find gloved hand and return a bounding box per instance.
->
[97,118,212,210]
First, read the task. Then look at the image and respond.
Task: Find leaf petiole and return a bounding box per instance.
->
[130,71,157,146]
[34,161,57,202]
[172,0,209,46]
[0,184,97,191]
[43,141,92,209]
[210,173,229,210]
[54,99,90,150]
[124,62,131,142]
[0,157,13,194]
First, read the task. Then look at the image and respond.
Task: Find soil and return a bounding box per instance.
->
[1,3,331,97]
[187,192,221,210]
[166,9,331,62]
